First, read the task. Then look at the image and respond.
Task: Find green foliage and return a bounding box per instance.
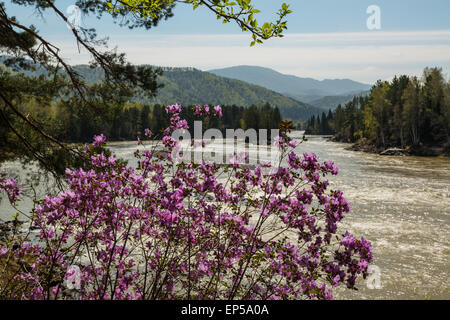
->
[104,0,291,44]
[308,92,370,111]
[305,68,450,152]
[304,110,335,135]
[57,102,281,142]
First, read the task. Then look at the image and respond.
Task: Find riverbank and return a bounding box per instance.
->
[329,136,450,157]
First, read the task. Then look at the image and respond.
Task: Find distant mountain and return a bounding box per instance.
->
[208,65,372,97]
[308,91,371,110]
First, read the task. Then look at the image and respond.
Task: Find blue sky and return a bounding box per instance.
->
[4,0,450,83]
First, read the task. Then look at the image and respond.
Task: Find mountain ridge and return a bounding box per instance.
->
[208,65,372,97]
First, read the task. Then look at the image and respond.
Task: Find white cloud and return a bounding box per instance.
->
[53,30,450,83]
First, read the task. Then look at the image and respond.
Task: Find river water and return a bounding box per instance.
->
[288,133,450,300]
[1,132,449,299]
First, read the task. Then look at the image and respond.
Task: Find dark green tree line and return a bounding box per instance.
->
[57,102,282,142]
[305,68,450,155]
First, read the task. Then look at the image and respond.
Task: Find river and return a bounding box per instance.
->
[1,132,449,299]
[289,133,450,300]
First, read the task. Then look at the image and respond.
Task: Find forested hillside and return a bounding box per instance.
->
[305,67,450,156]
[5,60,322,122]
[148,67,320,121]
[307,91,370,110]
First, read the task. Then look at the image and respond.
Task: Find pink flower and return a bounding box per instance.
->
[289,139,298,148]
[214,105,223,117]
[194,105,202,116]
[239,152,248,163]
[108,156,116,165]
[199,262,209,272]
[0,177,21,203]
[93,134,106,147]
[229,153,240,167]
[166,104,182,114]
[1,105,371,300]
[274,136,284,147]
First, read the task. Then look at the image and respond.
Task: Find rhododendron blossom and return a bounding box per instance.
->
[213,105,223,118]
[0,176,21,204]
[0,104,372,300]
[93,133,106,147]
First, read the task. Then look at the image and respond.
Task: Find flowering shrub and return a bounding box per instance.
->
[0,104,372,300]
[0,176,21,204]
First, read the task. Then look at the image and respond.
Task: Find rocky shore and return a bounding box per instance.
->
[329,136,450,157]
